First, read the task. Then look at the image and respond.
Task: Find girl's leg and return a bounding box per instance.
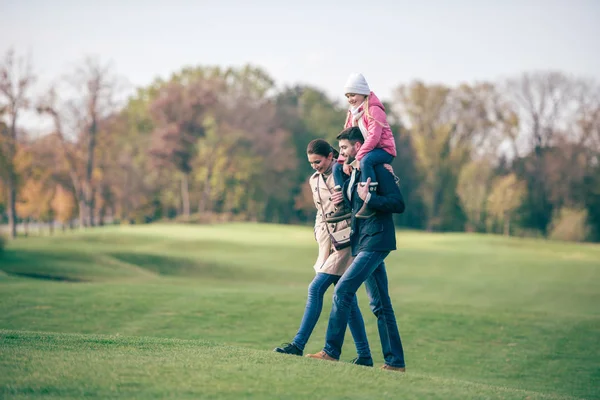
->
[326,163,352,223]
[332,162,347,189]
[356,149,394,219]
[359,149,393,183]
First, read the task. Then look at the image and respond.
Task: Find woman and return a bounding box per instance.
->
[273,139,373,366]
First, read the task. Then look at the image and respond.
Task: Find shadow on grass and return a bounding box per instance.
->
[5,271,83,282]
[0,250,100,282]
[0,247,270,284]
[108,252,243,279]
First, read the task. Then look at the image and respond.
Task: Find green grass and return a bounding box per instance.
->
[1,223,599,399]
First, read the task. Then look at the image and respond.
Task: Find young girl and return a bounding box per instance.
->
[327,73,397,221]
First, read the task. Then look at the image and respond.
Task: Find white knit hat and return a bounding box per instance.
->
[343,73,370,95]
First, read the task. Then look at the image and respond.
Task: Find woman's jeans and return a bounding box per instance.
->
[323,251,405,367]
[292,272,371,358]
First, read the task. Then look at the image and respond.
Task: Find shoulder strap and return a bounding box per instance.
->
[316,175,334,236]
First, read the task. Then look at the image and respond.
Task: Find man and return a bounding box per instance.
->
[306,126,406,372]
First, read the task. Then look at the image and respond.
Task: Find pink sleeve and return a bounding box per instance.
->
[356,107,385,161]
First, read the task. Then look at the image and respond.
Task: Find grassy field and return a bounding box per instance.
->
[0,223,599,399]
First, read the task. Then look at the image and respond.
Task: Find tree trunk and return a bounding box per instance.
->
[98,204,105,226]
[181,173,190,218]
[6,118,18,239]
[85,117,97,227]
[503,213,511,236]
[7,177,17,239]
[199,170,211,213]
[79,198,87,228]
[88,187,96,227]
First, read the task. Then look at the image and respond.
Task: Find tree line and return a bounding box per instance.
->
[1,49,599,241]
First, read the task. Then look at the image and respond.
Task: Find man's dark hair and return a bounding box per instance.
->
[336,126,364,144]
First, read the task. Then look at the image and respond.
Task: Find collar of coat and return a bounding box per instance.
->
[310,171,333,181]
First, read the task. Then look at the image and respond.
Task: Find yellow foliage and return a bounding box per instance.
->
[549,208,590,242]
[52,185,77,224]
[457,160,493,229]
[487,174,526,220]
[17,179,54,220]
[486,174,527,234]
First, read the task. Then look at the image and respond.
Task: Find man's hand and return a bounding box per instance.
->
[383,163,394,174]
[357,177,371,201]
[343,163,352,175]
[330,190,344,205]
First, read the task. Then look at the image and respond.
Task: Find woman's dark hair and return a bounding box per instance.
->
[307,139,339,158]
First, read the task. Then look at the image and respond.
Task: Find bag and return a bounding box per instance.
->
[329,226,351,250]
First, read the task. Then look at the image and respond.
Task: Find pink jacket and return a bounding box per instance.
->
[344,91,397,161]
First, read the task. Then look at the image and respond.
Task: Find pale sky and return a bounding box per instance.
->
[1,0,599,107]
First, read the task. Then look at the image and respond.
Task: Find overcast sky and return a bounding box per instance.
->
[2,0,599,108]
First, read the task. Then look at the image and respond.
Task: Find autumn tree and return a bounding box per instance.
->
[38,58,120,228]
[214,66,297,222]
[0,49,35,238]
[101,86,159,223]
[52,184,77,229]
[149,77,219,218]
[505,72,573,234]
[457,159,494,232]
[487,174,527,236]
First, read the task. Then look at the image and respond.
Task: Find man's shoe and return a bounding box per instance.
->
[355,202,375,219]
[350,356,374,367]
[305,350,338,362]
[355,182,378,219]
[381,364,406,372]
[325,205,351,223]
[273,343,302,356]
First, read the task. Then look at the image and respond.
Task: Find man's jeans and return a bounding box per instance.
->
[323,251,405,367]
[293,272,371,358]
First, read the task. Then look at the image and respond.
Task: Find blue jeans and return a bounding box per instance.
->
[292,272,371,358]
[323,251,405,368]
[360,149,393,183]
[332,162,348,189]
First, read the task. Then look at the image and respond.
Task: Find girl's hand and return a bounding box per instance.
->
[343,163,352,175]
[331,191,344,205]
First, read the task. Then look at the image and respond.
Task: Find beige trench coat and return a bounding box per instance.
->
[309,171,354,275]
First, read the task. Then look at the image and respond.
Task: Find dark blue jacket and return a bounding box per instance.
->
[342,164,405,256]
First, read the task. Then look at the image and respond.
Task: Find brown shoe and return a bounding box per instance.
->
[381,364,406,372]
[305,350,338,362]
[355,202,375,219]
[356,182,378,219]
